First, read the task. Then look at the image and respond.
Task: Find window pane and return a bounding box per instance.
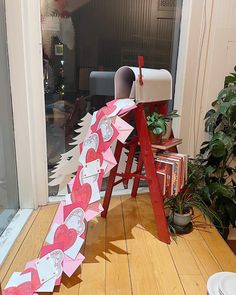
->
[0,0,19,235]
[41,0,182,196]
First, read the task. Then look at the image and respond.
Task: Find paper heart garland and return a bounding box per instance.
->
[98,117,114,142]
[21,268,40,292]
[54,224,77,251]
[65,207,85,237]
[36,249,64,284]
[86,148,103,164]
[3,98,136,294]
[99,104,117,116]
[3,282,32,295]
[71,183,92,209]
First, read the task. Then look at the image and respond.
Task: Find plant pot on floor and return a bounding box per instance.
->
[173,211,192,227]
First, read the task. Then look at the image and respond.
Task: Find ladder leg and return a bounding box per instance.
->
[131,152,143,198]
[123,140,137,188]
[101,141,123,218]
[134,104,170,244]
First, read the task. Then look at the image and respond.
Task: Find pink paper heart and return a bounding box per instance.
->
[3,281,31,295]
[21,268,40,292]
[71,183,92,209]
[54,224,77,251]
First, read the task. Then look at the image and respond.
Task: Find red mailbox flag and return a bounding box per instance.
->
[138,55,144,86]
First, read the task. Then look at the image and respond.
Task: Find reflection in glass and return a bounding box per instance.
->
[41,0,182,196]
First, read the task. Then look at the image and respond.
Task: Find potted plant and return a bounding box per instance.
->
[199,67,236,238]
[164,158,221,231]
[146,110,179,144]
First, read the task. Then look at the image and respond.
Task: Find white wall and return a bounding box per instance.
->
[174,0,236,156]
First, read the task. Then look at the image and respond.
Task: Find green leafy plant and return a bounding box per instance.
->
[199,67,236,238]
[146,110,179,135]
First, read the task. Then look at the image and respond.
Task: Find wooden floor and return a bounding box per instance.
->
[1,194,236,295]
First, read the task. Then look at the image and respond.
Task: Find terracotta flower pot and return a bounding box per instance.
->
[148,130,162,144]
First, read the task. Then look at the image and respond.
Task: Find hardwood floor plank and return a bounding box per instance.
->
[180,275,206,295]
[1,194,235,295]
[0,209,39,282]
[168,236,202,276]
[121,195,163,295]
[186,239,222,281]
[1,204,58,287]
[105,197,132,295]
[136,195,185,295]
[194,213,236,272]
[79,216,106,295]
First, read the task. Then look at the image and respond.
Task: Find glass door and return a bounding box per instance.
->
[0,0,19,235]
[40,0,182,197]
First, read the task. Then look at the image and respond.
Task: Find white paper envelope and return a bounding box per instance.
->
[114,116,134,143]
[102,148,117,175]
[36,255,57,284]
[107,99,135,118]
[83,159,101,178]
[64,236,84,260]
[36,276,57,292]
[5,272,31,289]
[65,193,72,205]
[63,253,85,277]
[45,222,60,244]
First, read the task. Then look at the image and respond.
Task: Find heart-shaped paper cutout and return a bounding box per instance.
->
[98,117,114,142]
[54,224,77,251]
[48,249,64,279]
[3,281,32,295]
[71,183,92,209]
[65,208,85,237]
[86,148,103,164]
[21,267,40,292]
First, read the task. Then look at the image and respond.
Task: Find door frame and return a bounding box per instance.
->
[5,0,206,208]
[5,0,48,208]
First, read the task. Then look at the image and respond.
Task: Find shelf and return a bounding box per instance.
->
[151,138,182,150]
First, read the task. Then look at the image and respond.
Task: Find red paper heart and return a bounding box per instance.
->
[71,183,92,209]
[3,281,31,295]
[21,267,40,292]
[86,148,103,164]
[54,224,77,251]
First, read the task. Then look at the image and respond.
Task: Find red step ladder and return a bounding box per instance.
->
[102,100,175,244]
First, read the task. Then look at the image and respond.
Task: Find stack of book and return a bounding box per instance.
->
[155,153,188,197]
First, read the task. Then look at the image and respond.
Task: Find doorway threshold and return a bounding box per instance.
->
[0,209,32,266]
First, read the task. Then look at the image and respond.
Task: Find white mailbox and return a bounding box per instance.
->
[114,66,172,103]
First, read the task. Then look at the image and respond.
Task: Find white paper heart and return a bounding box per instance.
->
[49,249,64,279]
[98,117,113,142]
[83,133,99,151]
[65,208,85,237]
[79,133,99,165]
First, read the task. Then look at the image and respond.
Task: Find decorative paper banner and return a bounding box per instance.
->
[3,99,135,294]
